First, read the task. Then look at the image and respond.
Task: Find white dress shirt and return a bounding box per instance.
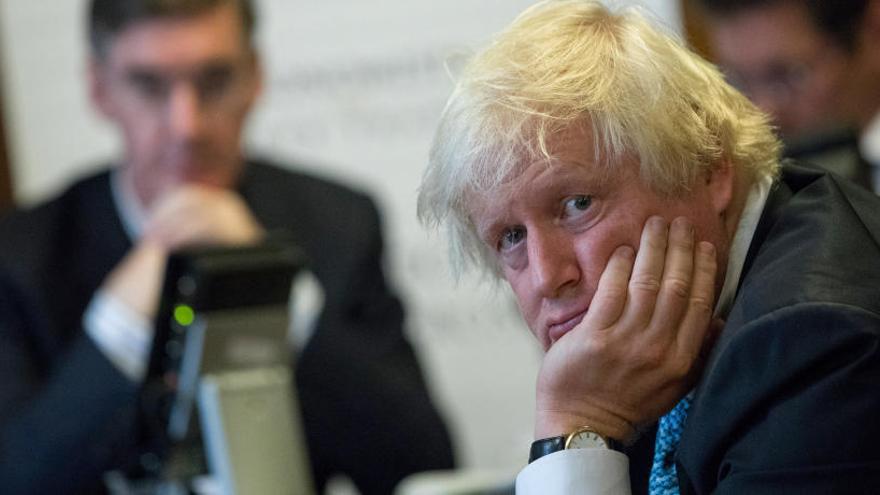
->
[516,174,774,494]
[858,111,880,194]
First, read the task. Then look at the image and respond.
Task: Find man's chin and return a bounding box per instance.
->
[171,167,239,189]
[129,160,243,206]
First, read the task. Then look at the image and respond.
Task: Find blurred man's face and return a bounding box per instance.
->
[90,3,262,209]
[709,2,851,139]
[466,126,732,351]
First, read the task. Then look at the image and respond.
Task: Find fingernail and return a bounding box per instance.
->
[618,245,635,259]
[699,241,715,256]
[648,216,667,231]
[672,216,693,235]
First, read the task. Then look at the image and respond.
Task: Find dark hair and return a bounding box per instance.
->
[696,0,869,51]
[89,0,256,59]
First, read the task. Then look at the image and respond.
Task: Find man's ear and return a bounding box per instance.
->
[87,57,115,119]
[706,159,735,215]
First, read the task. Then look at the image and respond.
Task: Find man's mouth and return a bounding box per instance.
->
[547,310,587,345]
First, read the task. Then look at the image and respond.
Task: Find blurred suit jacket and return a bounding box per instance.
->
[0,159,454,495]
[785,127,875,192]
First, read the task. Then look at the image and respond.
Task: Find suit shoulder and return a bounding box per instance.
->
[0,171,111,269]
[244,159,381,226]
[733,169,880,323]
[247,160,374,202]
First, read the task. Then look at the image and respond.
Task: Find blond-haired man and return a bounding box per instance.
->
[420,1,880,493]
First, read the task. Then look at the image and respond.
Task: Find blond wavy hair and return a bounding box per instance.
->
[418,0,781,276]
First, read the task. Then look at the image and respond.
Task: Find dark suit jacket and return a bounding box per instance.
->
[0,159,454,494]
[623,163,880,494]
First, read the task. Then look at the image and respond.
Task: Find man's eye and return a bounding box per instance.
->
[563,195,593,215]
[127,73,167,100]
[197,68,236,101]
[499,227,526,251]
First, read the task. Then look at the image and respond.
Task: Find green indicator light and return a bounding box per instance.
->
[174,305,196,326]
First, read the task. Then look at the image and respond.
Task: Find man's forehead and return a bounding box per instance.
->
[463,121,630,219]
[102,6,249,69]
[466,159,609,229]
[711,3,829,65]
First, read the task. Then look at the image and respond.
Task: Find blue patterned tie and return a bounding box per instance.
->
[648,395,692,495]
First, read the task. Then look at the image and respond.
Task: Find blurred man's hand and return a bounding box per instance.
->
[145,185,265,250]
[101,185,265,320]
[101,239,168,321]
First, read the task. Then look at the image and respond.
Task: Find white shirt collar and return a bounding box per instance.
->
[713,173,774,319]
[110,168,147,241]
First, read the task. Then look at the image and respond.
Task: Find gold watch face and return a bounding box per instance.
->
[566,429,609,450]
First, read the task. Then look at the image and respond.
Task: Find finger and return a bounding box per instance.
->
[149,185,217,224]
[146,188,217,246]
[583,245,636,330]
[675,240,718,358]
[619,216,668,327]
[647,216,695,336]
[146,198,194,239]
[147,214,206,250]
[148,187,193,221]
[169,220,217,250]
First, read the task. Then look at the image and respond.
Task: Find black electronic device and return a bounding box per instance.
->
[148,240,305,380]
[127,240,312,494]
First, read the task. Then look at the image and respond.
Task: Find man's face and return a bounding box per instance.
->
[468,127,731,351]
[90,3,262,209]
[709,2,852,139]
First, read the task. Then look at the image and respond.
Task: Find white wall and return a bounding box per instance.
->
[0,0,680,483]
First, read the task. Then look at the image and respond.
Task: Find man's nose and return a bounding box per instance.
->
[528,228,581,299]
[167,83,204,140]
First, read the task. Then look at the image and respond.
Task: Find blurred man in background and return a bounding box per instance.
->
[0,0,453,493]
[695,0,880,192]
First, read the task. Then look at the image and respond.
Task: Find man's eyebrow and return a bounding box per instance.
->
[553,161,614,191]
[198,59,240,72]
[121,57,241,79]
[121,64,168,80]
[474,218,500,243]
[122,67,166,86]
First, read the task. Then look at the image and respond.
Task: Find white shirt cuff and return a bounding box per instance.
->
[516,448,631,495]
[83,289,152,382]
[288,269,324,351]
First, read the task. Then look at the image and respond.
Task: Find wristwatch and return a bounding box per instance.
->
[528,426,621,463]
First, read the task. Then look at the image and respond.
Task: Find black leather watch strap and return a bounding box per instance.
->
[528,435,566,463]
